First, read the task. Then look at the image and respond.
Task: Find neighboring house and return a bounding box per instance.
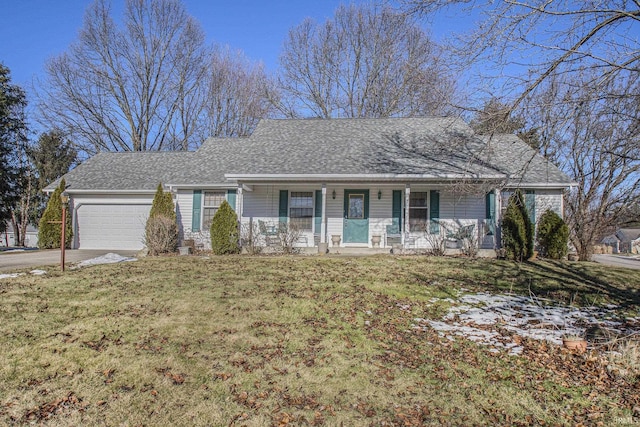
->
[46,117,574,251]
[1,222,38,248]
[602,229,640,254]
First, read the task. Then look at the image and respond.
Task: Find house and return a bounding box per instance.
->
[46,117,574,252]
[602,229,640,254]
[1,222,38,248]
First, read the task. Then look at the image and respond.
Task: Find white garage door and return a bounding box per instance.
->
[76,204,151,250]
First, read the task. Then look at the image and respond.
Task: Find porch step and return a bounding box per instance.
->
[329,247,392,255]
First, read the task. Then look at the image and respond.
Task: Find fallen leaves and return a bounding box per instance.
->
[23,392,86,422]
[155,367,185,385]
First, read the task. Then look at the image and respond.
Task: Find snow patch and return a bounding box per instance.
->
[30,270,47,275]
[415,292,639,356]
[0,273,23,279]
[74,253,137,268]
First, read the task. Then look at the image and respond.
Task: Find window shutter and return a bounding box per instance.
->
[525,190,536,225]
[279,190,288,224]
[485,191,496,235]
[226,189,237,212]
[314,190,322,233]
[485,191,495,220]
[192,190,202,232]
[391,190,402,234]
[429,190,440,234]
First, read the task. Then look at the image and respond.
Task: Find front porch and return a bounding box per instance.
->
[234,182,500,253]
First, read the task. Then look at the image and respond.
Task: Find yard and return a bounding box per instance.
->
[1,255,639,426]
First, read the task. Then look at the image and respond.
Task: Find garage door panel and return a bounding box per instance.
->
[76,204,151,250]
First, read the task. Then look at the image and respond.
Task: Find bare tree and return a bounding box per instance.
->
[38,0,210,153]
[527,72,640,260]
[277,3,457,118]
[202,46,276,138]
[401,1,640,108]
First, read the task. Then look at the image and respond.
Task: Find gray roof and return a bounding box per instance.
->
[617,228,640,242]
[51,117,574,191]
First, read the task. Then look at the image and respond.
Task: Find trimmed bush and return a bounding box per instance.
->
[502,189,534,261]
[210,200,239,255]
[536,209,569,259]
[145,215,178,256]
[144,183,178,255]
[149,183,176,221]
[38,179,73,249]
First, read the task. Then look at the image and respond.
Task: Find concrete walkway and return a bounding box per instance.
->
[0,249,137,272]
[592,254,640,270]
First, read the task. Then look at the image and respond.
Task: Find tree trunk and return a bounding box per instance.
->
[10,213,22,247]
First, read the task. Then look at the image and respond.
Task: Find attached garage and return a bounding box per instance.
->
[73,198,152,250]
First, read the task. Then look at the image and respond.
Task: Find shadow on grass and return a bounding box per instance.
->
[412,258,640,308]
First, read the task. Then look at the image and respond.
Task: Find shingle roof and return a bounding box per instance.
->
[51,117,574,191]
[617,228,640,242]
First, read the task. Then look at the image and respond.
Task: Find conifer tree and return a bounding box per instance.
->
[210,200,239,254]
[537,209,569,259]
[145,183,177,255]
[37,179,72,248]
[149,183,176,220]
[501,189,534,261]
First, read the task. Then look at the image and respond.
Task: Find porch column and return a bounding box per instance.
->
[321,184,327,243]
[404,184,410,247]
[494,188,501,247]
[237,184,243,223]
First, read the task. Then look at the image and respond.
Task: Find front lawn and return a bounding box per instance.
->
[1,256,638,425]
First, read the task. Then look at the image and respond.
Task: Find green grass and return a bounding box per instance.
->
[0,255,638,425]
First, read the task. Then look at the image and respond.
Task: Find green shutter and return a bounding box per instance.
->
[192,190,202,232]
[390,190,402,234]
[429,190,440,234]
[525,190,536,225]
[314,190,322,233]
[226,189,237,212]
[279,190,288,224]
[485,191,495,235]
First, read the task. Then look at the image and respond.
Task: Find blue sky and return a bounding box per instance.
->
[0,0,471,97]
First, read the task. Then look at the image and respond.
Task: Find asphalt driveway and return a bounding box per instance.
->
[592,254,640,270]
[0,249,137,272]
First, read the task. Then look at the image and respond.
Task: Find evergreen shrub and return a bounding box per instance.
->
[502,189,534,261]
[210,200,239,255]
[536,209,569,259]
[144,184,178,255]
[38,179,72,248]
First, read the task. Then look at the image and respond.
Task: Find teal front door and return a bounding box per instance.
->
[343,190,369,244]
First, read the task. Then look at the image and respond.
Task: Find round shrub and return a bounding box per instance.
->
[210,200,239,255]
[536,209,569,259]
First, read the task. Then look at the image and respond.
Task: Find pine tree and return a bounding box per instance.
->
[149,183,176,220]
[210,200,239,255]
[37,179,72,249]
[502,189,534,261]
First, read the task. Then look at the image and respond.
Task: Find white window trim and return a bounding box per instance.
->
[202,190,226,230]
[409,191,430,233]
[289,191,314,232]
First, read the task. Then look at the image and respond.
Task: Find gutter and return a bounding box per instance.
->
[45,189,159,195]
[224,173,508,182]
[506,182,579,189]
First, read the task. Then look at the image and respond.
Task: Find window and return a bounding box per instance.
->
[202,191,226,229]
[409,192,428,232]
[289,192,313,231]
